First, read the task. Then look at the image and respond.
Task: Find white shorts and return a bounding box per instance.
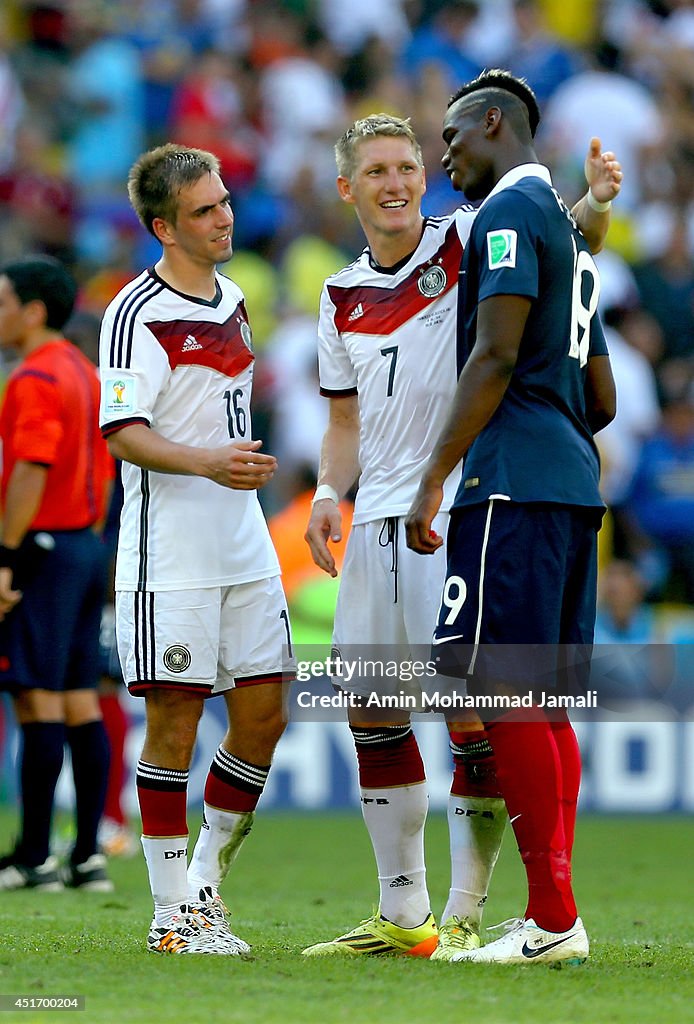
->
[334,514,449,647]
[332,514,449,699]
[116,575,293,697]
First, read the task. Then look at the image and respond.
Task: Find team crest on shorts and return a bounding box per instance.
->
[163,645,192,673]
[417,263,447,298]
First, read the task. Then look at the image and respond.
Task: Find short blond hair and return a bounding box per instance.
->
[335,114,423,180]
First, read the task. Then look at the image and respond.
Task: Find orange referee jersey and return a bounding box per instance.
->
[0,338,113,530]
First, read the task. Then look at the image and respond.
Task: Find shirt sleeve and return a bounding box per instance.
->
[99,305,170,436]
[474,190,542,304]
[10,372,63,465]
[317,284,358,396]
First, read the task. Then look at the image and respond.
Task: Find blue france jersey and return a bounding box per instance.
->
[454,168,608,510]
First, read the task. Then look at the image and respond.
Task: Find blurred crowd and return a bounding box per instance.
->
[1,0,694,616]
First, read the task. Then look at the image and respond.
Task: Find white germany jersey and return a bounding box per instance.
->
[318,209,476,525]
[99,268,280,591]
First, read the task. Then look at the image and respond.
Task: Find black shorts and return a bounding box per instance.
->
[432,499,602,688]
[0,529,106,693]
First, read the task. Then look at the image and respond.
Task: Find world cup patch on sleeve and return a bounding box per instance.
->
[104,375,137,415]
[486,229,517,270]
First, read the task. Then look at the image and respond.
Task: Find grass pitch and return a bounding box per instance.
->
[0,812,691,1024]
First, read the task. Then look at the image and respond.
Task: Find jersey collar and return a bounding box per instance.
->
[479,162,552,210]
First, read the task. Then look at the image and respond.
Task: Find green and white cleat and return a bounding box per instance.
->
[302,912,438,958]
[430,916,481,960]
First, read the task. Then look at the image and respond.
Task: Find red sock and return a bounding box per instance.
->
[448,728,502,798]
[204,747,269,813]
[99,693,129,825]
[136,761,188,838]
[549,713,581,861]
[485,713,576,932]
[350,726,425,788]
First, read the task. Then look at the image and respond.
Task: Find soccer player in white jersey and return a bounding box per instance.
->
[303,115,621,959]
[99,145,293,956]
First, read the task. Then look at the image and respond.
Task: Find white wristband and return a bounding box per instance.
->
[312,484,339,505]
[587,190,612,213]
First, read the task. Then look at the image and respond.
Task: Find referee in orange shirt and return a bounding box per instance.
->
[0,255,114,892]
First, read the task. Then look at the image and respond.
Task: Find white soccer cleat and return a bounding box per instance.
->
[450,916,589,966]
[147,902,249,956]
[193,887,251,954]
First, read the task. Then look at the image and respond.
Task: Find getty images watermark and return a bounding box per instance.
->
[283,644,693,722]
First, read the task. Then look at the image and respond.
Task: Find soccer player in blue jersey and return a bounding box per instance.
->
[406,70,616,965]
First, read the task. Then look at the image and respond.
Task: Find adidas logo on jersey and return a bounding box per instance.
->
[348,303,364,322]
[182,334,203,352]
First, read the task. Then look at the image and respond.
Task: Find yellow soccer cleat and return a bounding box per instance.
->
[430,916,481,961]
[302,912,438,958]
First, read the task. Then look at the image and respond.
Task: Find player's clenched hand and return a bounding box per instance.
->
[204,440,277,489]
[405,480,444,555]
[0,566,22,620]
[584,137,622,204]
[305,499,342,577]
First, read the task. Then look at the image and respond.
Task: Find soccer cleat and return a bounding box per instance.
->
[147,903,248,956]
[302,912,438,958]
[98,818,138,858]
[430,916,480,960]
[0,853,64,892]
[450,916,589,966]
[62,854,114,892]
[194,887,251,954]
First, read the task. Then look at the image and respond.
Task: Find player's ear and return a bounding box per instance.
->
[485,106,503,136]
[421,164,427,196]
[24,299,47,330]
[152,216,174,246]
[336,176,355,205]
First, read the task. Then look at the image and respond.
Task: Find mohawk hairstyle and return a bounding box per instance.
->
[448,69,541,139]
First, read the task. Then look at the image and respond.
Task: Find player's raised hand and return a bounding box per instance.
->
[305,499,342,577]
[206,439,277,490]
[584,137,622,204]
[405,480,444,555]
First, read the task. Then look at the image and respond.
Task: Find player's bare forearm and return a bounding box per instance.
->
[572,137,622,254]
[405,353,511,553]
[406,295,529,553]
[1,461,48,548]
[305,396,360,575]
[316,395,361,500]
[107,423,277,490]
[0,461,48,615]
[585,354,617,433]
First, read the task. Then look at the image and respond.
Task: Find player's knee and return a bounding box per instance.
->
[253,703,286,748]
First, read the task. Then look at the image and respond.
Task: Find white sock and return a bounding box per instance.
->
[141,835,189,926]
[442,795,507,926]
[187,805,255,899]
[360,783,430,928]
